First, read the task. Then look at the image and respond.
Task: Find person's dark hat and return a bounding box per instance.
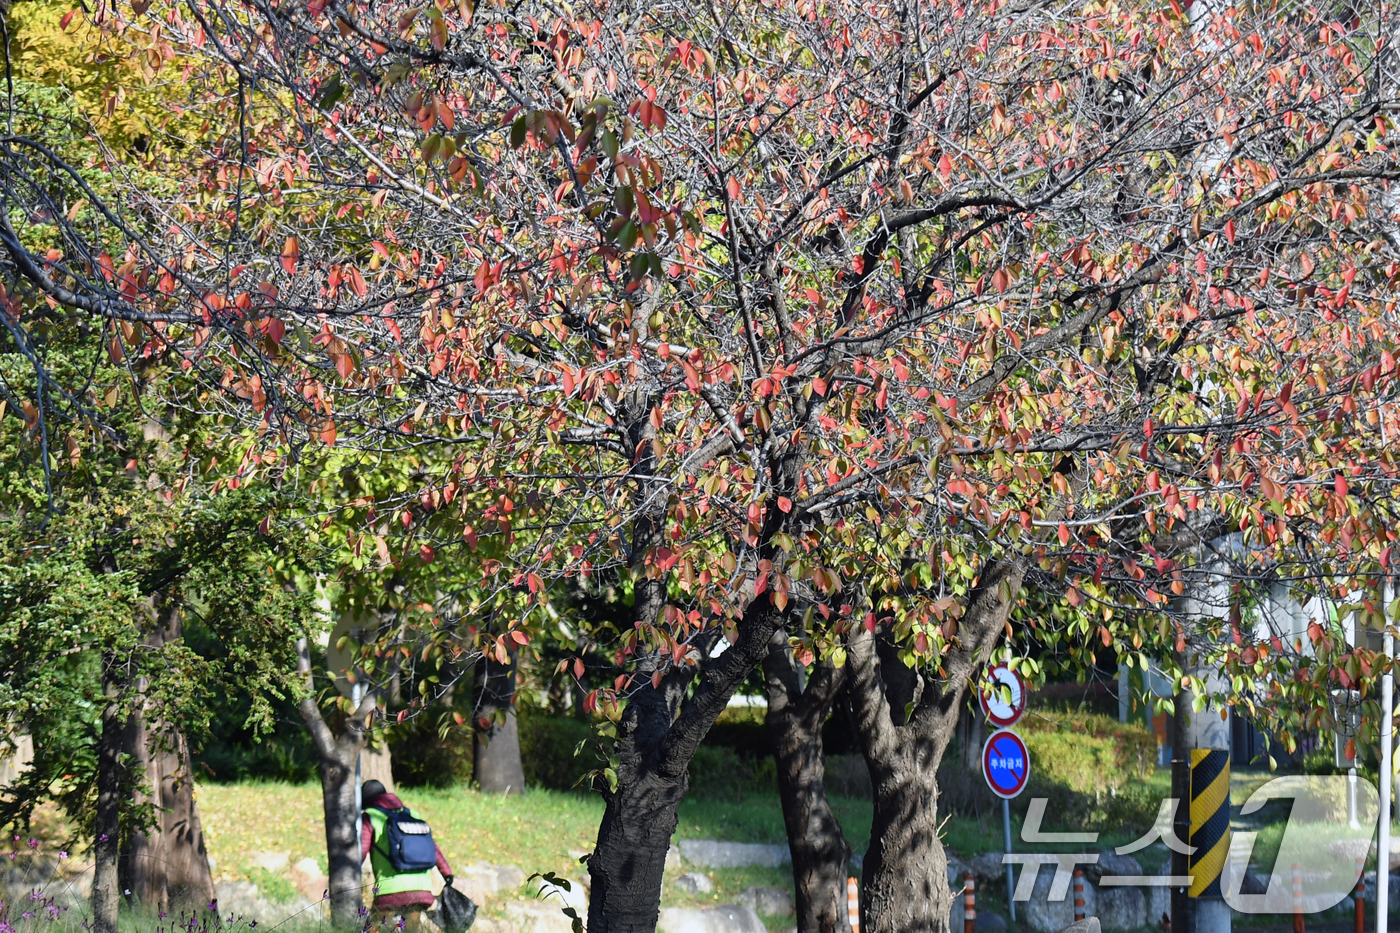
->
[361,780,386,801]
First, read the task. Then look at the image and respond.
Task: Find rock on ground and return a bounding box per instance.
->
[737,885,793,916]
[678,840,790,869]
[657,904,767,933]
[947,854,973,889]
[1144,858,1170,929]
[1020,863,1096,933]
[213,879,323,926]
[289,856,328,901]
[456,862,527,903]
[1055,919,1101,933]
[526,875,587,914]
[978,912,1009,933]
[674,872,714,895]
[501,900,580,933]
[971,852,1007,889]
[1094,886,1145,931]
[249,850,290,872]
[1084,852,1142,884]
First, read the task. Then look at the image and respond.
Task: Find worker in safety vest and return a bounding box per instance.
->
[360,780,454,931]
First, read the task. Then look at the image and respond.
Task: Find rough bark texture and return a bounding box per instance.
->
[847,560,1024,933]
[93,655,123,933]
[764,634,851,933]
[584,598,786,933]
[297,638,375,926]
[474,648,526,795]
[360,742,396,795]
[121,718,216,910]
[120,616,215,912]
[583,396,796,931]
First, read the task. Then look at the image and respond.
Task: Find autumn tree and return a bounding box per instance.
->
[5,1,1400,932]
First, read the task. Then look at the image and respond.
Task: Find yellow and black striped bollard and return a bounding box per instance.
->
[1188,749,1231,900]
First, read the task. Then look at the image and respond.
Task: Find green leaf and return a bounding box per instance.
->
[617,220,638,251]
[316,74,346,110]
[510,115,528,149]
[421,134,442,161]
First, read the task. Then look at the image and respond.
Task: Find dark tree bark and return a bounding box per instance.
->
[296,637,375,927]
[584,597,787,933]
[93,653,124,933]
[474,646,526,795]
[582,394,796,932]
[764,633,852,933]
[847,561,1024,933]
[121,615,215,912]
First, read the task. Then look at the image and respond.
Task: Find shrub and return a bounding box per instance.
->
[938,708,1160,835]
[685,745,777,802]
[519,711,594,791]
[390,710,473,788]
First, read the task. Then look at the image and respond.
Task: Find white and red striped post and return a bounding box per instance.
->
[1293,863,1305,933]
[848,876,860,933]
[1073,868,1086,922]
[964,872,977,933]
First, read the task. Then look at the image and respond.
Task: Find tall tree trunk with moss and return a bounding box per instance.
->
[764,633,851,933]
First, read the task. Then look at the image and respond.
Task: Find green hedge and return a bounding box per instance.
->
[519,710,594,790]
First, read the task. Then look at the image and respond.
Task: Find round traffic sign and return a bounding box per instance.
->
[982,729,1030,799]
[978,664,1027,728]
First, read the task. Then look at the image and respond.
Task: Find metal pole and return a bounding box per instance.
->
[1003,797,1016,922]
[1350,766,1359,830]
[1381,587,1394,933]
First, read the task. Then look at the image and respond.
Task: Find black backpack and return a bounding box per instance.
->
[370,806,439,873]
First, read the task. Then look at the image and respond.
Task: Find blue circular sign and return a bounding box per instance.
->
[982,729,1030,799]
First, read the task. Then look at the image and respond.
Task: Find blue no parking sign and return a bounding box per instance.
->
[982,729,1030,799]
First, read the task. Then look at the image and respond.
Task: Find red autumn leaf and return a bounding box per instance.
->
[419,544,436,563]
[320,419,337,446]
[1057,522,1070,545]
[280,237,299,275]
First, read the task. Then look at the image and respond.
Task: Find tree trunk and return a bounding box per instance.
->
[93,655,124,933]
[588,769,688,932]
[122,721,216,910]
[297,637,374,927]
[360,741,396,795]
[122,615,215,911]
[585,601,785,933]
[765,634,852,933]
[318,744,362,922]
[847,561,1024,933]
[474,647,525,795]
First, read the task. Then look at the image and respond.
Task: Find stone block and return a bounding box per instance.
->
[674,872,714,895]
[657,904,767,933]
[678,840,790,869]
[736,885,793,916]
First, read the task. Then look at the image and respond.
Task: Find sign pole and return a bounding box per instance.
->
[1381,584,1394,933]
[1003,796,1016,921]
[980,664,1030,924]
